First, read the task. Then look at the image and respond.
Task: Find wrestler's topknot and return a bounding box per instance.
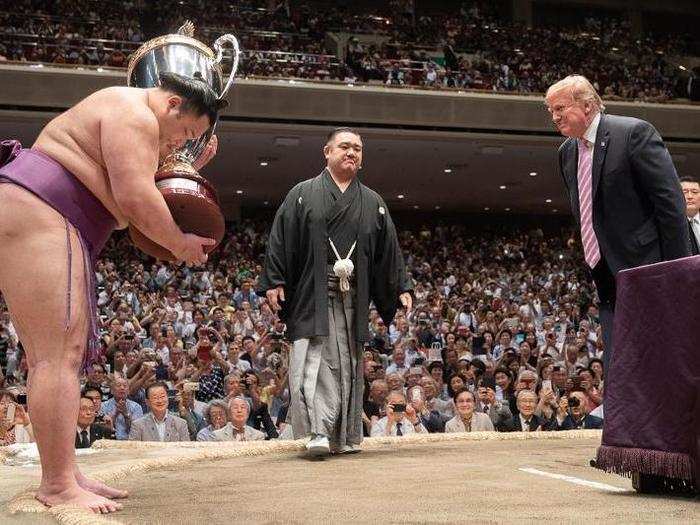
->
[158,71,228,126]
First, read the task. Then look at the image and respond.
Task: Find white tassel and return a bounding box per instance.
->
[329,239,356,293]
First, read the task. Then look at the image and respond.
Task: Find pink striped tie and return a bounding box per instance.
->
[577,139,600,268]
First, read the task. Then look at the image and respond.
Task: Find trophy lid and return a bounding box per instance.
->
[126,21,218,87]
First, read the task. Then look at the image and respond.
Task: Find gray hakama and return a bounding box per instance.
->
[288,270,363,446]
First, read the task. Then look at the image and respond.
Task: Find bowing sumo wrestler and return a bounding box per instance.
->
[0,72,225,513]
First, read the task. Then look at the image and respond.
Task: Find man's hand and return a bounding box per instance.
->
[15,404,30,426]
[399,292,412,313]
[192,135,218,171]
[116,399,128,416]
[102,415,114,431]
[405,403,419,424]
[172,233,216,266]
[266,287,285,312]
[557,397,569,417]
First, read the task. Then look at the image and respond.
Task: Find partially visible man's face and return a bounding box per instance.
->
[545,88,593,139]
[324,131,363,177]
[225,376,241,396]
[517,391,537,418]
[570,392,588,419]
[681,181,700,216]
[78,398,96,427]
[112,378,129,399]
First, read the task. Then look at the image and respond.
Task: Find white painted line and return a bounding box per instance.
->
[519,467,628,493]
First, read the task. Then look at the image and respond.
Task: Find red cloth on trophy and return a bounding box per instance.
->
[595,255,700,489]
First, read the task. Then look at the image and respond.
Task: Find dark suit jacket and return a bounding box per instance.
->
[500,414,556,432]
[75,423,113,449]
[558,113,690,300]
[558,413,604,430]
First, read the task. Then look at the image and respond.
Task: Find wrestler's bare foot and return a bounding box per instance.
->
[75,470,129,499]
[36,484,123,514]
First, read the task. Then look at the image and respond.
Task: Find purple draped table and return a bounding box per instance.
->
[595,255,700,492]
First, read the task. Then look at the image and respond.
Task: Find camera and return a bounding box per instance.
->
[392,403,406,413]
[183,381,200,393]
[568,396,580,408]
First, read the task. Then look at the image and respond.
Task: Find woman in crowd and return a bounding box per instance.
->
[445,388,494,432]
[0,390,33,446]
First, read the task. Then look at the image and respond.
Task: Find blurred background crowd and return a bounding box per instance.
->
[1,0,698,102]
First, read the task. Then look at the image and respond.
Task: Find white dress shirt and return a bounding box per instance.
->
[370,416,427,437]
[689,213,700,248]
[152,413,168,441]
[583,112,601,151]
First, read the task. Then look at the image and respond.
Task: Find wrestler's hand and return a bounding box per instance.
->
[192,135,218,171]
[399,292,412,313]
[266,287,285,312]
[173,233,216,266]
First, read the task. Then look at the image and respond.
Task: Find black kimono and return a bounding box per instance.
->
[257,169,411,446]
[257,169,411,341]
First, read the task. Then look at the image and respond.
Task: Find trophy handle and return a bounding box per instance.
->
[213,33,241,100]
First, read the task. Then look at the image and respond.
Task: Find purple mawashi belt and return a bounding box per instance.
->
[0,140,117,367]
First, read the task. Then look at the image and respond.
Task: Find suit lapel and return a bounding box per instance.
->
[591,114,610,199]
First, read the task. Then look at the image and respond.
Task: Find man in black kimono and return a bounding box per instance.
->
[258,127,412,456]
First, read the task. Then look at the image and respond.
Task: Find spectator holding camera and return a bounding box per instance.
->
[408,384,448,433]
[129,382,190,442]
[445,388,494,432]
[212,396,265,442]
[176,383,206,440]
[370,390,427,437]
[197,399,229,441]
[241,371,279,439]
[192,327,230,403]
[0,390,33,445]
[556,390,603,430]
[99,377,142,440]
[475,379,512,429]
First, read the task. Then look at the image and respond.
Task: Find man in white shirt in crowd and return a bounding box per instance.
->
[370,390,427,437]
[212,396,265,441]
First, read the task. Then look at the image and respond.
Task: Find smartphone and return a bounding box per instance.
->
[411,387,423,402]
[495,385,504,401]
[542,380,552,391]
[167,389,179,412]
[5,403,16,422]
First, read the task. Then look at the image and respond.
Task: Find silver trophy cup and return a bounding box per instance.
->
[125,21,241,261]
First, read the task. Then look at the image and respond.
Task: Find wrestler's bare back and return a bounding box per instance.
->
[34,87,159,229]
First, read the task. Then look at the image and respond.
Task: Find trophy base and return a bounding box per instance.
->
[130,159,225,261]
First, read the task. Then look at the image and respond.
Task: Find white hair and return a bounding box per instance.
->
[545,74,605,112]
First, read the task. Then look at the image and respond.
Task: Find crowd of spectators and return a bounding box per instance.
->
[1,218,609,447]
[344,6,691,102]
[0,0,696,101]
